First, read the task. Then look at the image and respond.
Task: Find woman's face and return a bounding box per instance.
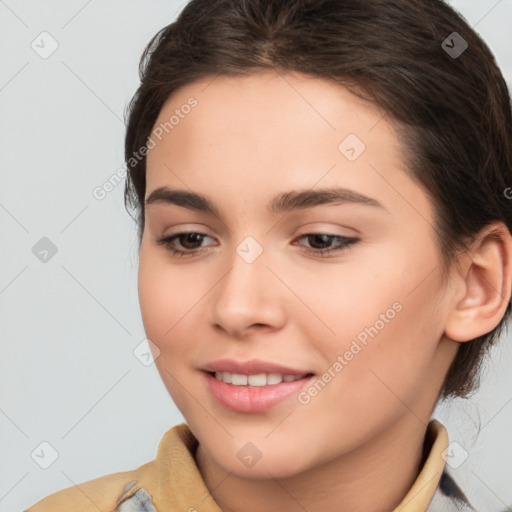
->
[138,71,459,478]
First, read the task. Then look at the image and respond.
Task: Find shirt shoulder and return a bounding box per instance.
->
[24,423,221,512]
[23,423,194,512]
[23,469,144,512]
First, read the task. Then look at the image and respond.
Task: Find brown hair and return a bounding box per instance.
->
[124,0,512,398]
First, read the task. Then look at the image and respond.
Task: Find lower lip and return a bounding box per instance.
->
[203,372,314,412]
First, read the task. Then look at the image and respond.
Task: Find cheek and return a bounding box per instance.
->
[329,276,444,414]
[137,248,201,409]
[302,239,446,383]
[138,246,203,342]
[138,251,172,341]
[137,250,197,390]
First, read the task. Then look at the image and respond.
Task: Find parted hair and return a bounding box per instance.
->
[124,0,512,398]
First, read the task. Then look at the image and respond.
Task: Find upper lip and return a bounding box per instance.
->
[201,358,313,376]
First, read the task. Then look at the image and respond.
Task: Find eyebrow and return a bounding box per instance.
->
[145,186,386,215]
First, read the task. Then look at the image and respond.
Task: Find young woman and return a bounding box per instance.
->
[26,0,512,510]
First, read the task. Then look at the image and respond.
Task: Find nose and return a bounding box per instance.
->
[206,242,287,339]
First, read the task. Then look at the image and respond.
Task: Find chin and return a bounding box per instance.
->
[206,440,315,481]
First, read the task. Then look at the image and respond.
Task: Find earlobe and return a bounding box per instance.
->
[443,222,512,343]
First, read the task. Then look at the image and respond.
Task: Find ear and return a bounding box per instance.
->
[444,222,512,343]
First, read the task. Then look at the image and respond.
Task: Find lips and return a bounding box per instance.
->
[200,358,315,412]
[200,358,313,376]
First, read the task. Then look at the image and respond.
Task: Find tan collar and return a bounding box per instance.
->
[129,423,223,511]
[391,420,449,512]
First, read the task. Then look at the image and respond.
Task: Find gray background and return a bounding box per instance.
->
[1,1,511,511]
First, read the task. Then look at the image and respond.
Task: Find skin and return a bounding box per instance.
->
[138,70,512,512]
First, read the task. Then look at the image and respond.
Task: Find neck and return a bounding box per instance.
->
[195,414,430,512]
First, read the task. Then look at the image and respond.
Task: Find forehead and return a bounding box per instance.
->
[149,70,388,158]
[145,70,434,224]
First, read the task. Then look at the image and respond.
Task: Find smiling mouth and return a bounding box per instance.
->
[207,371,315,387]
[203,370,316,413]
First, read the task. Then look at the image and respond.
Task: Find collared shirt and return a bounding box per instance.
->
[25,420,475,512]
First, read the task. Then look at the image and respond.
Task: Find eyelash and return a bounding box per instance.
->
[155,232,359,257]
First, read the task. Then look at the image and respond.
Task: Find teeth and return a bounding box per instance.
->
[267,373,283,385]
[213,371,306,386]
[231,373,248,385]
[248,373,267,387]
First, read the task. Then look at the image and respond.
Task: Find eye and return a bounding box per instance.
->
[156,232,215,257]
[155,231,359,258]
[293,234,359,256]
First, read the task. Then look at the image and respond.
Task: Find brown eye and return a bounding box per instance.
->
[156,232,215,257]
[176,233,207,249]
[294,234,359,256]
